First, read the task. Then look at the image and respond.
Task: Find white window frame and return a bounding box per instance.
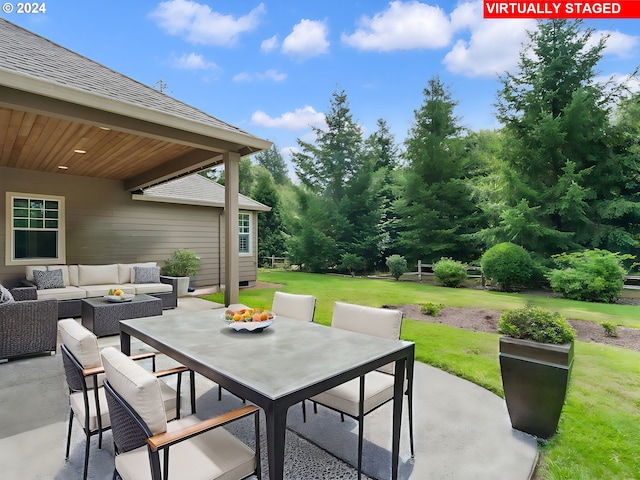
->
[5,192,66,266]
[238,212,252,256]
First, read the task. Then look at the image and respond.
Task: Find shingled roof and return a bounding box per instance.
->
[137,174,271,212]
[0,18,268,150]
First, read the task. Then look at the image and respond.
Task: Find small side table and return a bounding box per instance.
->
[81,294,163,336]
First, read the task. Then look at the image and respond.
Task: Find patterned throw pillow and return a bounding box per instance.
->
[133,266,161,284]
[33,269,65,290]
[0,284,15,304]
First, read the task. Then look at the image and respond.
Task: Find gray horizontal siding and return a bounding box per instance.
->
[1,167,258,288]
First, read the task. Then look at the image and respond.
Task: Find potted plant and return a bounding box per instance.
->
[162,249,201,296]
[498,304,576,439]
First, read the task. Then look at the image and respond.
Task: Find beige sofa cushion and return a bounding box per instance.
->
[101,347,167,436]
[118,262,157,284]
[58,319,102,369]
[68,265,79,286]
[81,284,136,297]
[25,266,47,283]
[78,264,119,286]
[129,283,172,295]
[37,286,86,301]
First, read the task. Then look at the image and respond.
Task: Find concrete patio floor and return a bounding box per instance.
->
[0,296,538,479]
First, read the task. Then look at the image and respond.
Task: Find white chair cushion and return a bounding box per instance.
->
[58,319,101,369]
[70,387,110,432]
[272,292,316,321]
[101,347,167,436]
[115,415,256,480]
[332,302,403,374]
[78,264,119,286]
[47,265,70,286]
[311,370,397,418]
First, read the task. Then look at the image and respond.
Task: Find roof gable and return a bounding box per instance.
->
[138,174,271,212]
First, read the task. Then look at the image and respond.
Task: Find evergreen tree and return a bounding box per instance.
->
[396,75,480,264]
[493,20,640,256]
[293,89,363,202]
[251,168,287,262]
[255,144,289,185]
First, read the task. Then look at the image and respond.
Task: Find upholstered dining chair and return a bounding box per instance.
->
[271,291,316,322]
[101,347,261,480]
[58,319,192,480]
[307,301,415,479]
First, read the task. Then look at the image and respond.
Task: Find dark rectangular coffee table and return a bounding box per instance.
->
[81,294,162,336]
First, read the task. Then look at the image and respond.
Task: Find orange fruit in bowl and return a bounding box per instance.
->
[260,312,269,321]
[114,289,123,296]
[252,313,262,322]
[233,313,242,321]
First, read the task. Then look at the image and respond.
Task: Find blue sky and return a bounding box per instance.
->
[4,1,640,173]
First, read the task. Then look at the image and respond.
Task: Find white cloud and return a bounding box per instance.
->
[171,52,218,70]
[281,19,329,60]
[442,1,535,78]
[261,35,279,53]
[342,1,452,51]
[591,30,640,59]
[595,73,640,96]
[251,106,326,130]
[150,0,265,46]
[233,69,287,82]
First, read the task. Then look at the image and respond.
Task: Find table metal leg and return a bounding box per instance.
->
[265,403,288,480]
[120,330,131,355]
[391,357,407,480]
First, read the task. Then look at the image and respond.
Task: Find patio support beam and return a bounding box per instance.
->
[224,151,240,306]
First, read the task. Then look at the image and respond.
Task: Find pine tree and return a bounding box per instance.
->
[254,144,289,185]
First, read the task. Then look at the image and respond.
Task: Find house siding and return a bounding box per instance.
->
[0,167,258,288]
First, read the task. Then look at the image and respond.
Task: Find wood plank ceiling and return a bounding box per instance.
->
[0,106,204,183]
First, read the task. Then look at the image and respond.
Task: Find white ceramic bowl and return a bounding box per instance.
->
[104,294,135,303]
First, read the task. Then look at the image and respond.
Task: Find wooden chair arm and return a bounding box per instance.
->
[82,366,105,377]
[147,405,259,450]
[153,366,188,378]
[129,352,156,361]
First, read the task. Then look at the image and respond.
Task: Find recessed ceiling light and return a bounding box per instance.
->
[99,126,111,131]
[74,149,87,154]
[58,165,69,170]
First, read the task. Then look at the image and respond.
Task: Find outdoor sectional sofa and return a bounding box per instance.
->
[21,263,178,319]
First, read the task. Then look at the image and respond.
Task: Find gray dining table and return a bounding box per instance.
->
[120,309,415,480]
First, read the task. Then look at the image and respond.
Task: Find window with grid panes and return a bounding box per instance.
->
[7,193,65,264]
[239,212,251,254]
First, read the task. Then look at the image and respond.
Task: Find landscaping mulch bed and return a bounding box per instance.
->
[394,304,640,352]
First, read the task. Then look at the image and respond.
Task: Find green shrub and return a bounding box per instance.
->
[420,302,445,316]
[162,249,201,277]
[340,253,366,277]
[386,255,407,281]
[498,304,576,344]
[481,242,535,291]
[602,322,618,338]
[433,257,468,287]
[547,249,633,303]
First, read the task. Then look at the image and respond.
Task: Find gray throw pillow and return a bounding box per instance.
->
[0,284,15,304]
[33,269,65,290]
[133,266,161,284]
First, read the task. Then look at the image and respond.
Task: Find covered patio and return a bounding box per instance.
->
[0,294,538,480]
[0,18,271,305]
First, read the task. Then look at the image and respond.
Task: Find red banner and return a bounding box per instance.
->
[484,1,640,18]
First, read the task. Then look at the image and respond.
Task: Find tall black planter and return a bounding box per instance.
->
[499,337,574,439]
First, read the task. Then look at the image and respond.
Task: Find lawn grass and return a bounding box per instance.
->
[202,270,640,479]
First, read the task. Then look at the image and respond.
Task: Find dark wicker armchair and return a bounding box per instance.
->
[0,287,58,361]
